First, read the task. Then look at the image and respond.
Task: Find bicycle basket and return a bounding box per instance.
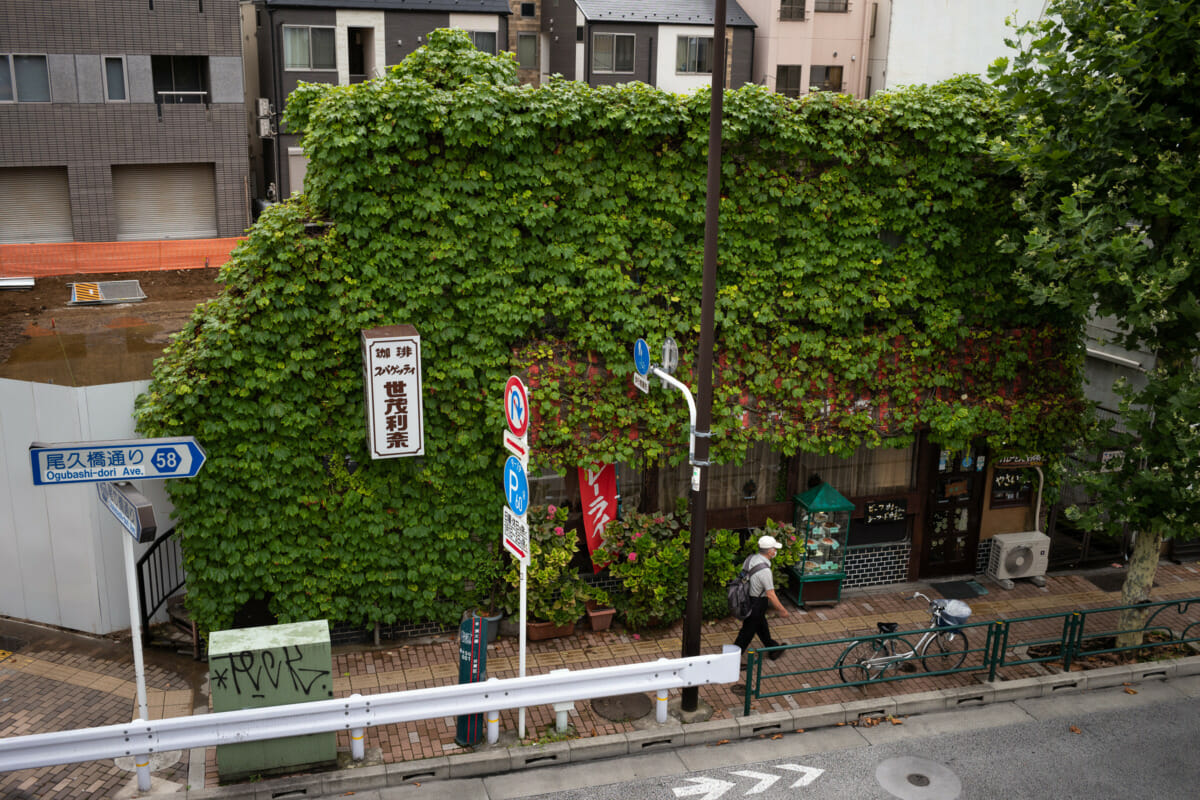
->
[936,599,972,627]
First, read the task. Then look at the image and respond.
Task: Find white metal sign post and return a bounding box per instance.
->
[502,375,532,738]
[28,440,205,792]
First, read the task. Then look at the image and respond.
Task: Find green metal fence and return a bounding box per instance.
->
[742,595,1200,716]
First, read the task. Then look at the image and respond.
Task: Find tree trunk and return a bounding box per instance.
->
[1115,526,1163,649]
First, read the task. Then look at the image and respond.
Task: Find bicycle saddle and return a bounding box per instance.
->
[877,622,899,634]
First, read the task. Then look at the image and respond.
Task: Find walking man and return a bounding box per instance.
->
[734,534,790,664]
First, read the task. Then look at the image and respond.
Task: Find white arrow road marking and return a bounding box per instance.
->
[778,764,825,787]
[672,776,735,800]
[729,770,780,794]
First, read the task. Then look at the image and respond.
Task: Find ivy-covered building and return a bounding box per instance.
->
[136,32,1084,635]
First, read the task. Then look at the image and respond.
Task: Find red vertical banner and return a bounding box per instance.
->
[579,463,617,573]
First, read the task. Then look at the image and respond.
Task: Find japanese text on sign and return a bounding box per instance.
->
[361,326,425,459]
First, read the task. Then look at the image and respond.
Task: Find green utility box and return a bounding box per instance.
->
[209,620,336,781]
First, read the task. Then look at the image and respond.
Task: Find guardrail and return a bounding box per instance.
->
[745,595,1200,714]
[0,645,739,773]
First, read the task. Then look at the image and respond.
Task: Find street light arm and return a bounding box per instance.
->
[651,366,699,466]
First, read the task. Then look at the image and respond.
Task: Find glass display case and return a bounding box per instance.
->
[787,482,855,607]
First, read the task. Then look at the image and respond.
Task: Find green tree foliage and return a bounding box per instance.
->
[136,29,1082,636]
[990,1,1200,620]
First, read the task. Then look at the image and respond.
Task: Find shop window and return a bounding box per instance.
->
[991,468,1035,508]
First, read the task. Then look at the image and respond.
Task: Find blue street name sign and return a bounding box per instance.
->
[29,437,207,486]
[503,455,529,517]
[634,338,651,376]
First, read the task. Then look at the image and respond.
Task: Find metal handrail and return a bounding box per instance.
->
[135,526,185,645]
[0,646,740,773]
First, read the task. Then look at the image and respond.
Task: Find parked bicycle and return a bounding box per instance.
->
[836,592,973,682]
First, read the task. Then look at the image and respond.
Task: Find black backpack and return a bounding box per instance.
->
[727,560,770,620]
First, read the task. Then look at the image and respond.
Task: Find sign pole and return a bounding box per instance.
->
[518,560,527,739]
[121,532,153,792]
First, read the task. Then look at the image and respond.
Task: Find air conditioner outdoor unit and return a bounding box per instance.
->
[988,531,1051,582]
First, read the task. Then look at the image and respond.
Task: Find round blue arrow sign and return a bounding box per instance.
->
[503,455,529,516]
[634,338,651,376]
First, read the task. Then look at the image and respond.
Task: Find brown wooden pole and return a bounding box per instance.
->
[681,0,727,713]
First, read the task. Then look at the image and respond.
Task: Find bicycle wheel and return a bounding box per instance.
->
[922,628,969,673]
[837,639,892,683]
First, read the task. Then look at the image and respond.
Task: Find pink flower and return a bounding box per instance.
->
[547,505,557,517]
[554,526,564,536]
[654,516,665,524]
[632,531,643,540]
[632,634,640,641]
[628,552,638,562]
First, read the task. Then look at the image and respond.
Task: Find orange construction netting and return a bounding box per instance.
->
[0,238,246,278]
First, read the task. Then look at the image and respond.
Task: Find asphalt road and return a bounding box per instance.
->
[355,676,1200,800]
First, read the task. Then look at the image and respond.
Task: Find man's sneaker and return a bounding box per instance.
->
[768,642,789,660]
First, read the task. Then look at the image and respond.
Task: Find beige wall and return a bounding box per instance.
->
[741,0,873,96]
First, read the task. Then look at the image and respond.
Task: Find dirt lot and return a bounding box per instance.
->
[0,268,223,384]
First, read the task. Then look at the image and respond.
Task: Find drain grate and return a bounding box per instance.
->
[69,280,146,305]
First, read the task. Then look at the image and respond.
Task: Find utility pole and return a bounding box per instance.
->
[681,0,727,713]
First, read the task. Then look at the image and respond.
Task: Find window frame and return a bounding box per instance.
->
[809,64,843,93]
[517,32,537,69]
[591,32,635,74]
[814,0,849,12]
[776,64,803,98]
[282,25,337,72]
[675,35,713,75]
[468,30,498,55]
[1,53,52,103]
[520,2,536,17]
[102,55,129,103]
[779,0,806,21]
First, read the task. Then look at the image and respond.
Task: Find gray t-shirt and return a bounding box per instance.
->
[744,553,774,598]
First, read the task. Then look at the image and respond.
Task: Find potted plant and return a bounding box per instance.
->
[468,550,507,644]
[584,586,616,632]
[501,505,588,640]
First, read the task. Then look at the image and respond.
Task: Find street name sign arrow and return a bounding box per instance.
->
[30,437,207,486]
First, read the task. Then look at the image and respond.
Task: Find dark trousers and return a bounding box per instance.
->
[733,596,778,659]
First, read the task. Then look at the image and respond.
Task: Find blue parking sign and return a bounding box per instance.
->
[503,455,529,516]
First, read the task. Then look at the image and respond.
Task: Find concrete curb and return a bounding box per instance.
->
[182,653,1200,799]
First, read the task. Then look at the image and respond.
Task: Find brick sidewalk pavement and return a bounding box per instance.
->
[4,560,1200,798]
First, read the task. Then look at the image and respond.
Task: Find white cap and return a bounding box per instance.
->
[758,535,784,551]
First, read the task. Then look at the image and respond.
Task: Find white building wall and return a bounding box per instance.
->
[335,9,386,83]
[655,25,718,94]
[882,0,1048,90]
[0,379,176,635]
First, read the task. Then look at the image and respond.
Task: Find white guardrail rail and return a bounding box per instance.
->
[0,645,740,773]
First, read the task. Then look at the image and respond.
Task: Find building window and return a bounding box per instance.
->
[577,25,584,43]
[103,56,128,102]
[592,32,634,74]
[469,31,497,55]
[521,2,536,17]
[152,55,208,103]
[814,0,849,11]
[777,64,803,98]
[517,33,537,68]
[0,54,51,102]
[780,0,806,20]
[676,36,712,74]
[282,25,336,71]
[809,64,843,92]
[871,2,879,37]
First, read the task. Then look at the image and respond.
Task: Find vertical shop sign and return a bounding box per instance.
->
[578,463,617,573]
[361,325,425,459]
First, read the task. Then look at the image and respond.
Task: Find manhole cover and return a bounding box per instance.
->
[875,756,962,800]
[591,693,652,722]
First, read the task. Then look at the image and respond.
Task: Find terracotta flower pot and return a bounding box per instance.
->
[526,620,575,641]
[585,601,616,632]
